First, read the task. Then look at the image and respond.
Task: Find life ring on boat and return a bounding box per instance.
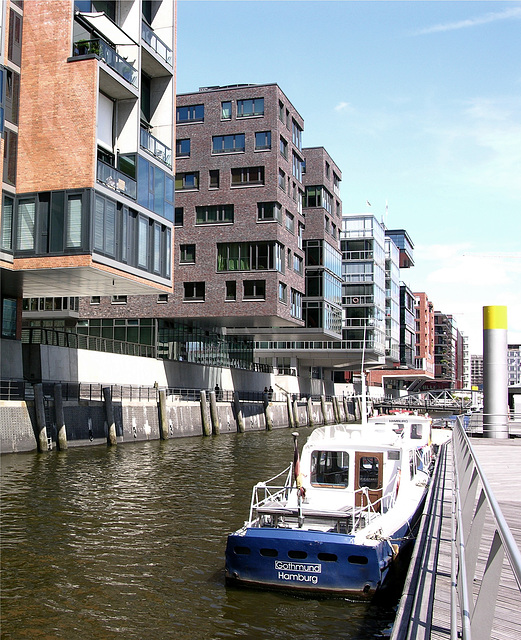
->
[395,469,401,499]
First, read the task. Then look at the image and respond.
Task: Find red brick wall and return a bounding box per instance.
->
[17,0,98,194]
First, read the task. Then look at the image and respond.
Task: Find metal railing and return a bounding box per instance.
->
[73,38,138,87]
[451,416,521,639]
[140,127,172,168]
[97,159,137,199]
[141,21,173,66]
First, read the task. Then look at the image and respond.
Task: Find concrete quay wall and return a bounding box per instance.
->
[0,394,357,454]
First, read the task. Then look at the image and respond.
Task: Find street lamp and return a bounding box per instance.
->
[360,317,375,426]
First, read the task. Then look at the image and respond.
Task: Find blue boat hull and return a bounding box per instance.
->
[225,526,406,597]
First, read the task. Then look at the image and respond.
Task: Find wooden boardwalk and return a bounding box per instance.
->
[392,434,521,640]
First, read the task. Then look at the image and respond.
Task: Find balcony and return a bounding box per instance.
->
[141,21,173,67]
[97,160,137,199]
[140,127,172,168]
[73,38,138,88]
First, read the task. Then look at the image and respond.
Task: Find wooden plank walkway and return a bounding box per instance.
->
[392,435,521,640]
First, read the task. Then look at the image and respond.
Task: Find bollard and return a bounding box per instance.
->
[263,393,273,431]
[34,383,49,452]
[209,391,220,435]
[103,386,117,446]
[483,306,509,438]
[320,395,328,426]
[292,397,300,429]
[286,394,295,429]
[158,389,169,440]
[200,390,211,436]
[233,391,245,433]
[54,383,68,450]
[307,396,315,428]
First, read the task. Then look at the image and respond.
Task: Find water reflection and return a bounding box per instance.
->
[1,429,397,639]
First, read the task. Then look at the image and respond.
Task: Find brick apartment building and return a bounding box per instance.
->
[75,83,345,379]
[1,0,176,347]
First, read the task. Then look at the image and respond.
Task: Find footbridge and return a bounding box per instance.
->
[375,389,482,414]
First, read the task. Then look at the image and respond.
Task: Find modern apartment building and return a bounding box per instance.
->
[414,292,435,377]
[73,83,346,383]
[508,344,521,386]
[433,311,464,388]
[471,354,483,390]
[1,0,176,346]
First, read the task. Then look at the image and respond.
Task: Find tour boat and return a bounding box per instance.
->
[225,414,433,597]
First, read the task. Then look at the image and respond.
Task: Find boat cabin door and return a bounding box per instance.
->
[355,452,383,512]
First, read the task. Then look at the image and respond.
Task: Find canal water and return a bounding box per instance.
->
[1,427,402,639]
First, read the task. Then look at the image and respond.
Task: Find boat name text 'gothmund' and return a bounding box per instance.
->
[274,561,322,573]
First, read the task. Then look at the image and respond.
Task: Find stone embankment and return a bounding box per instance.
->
[0,384,359,454]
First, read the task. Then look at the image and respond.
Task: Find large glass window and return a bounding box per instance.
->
[311,451,349,487]
[196,204,233,224]
[138,216,148,267]
[257,201,282,223]
[237,98,264,117]
[217,242,283,272]
[292,119,302,150]
[221,101,232,120]
[212,134,245,154]
[16,199,35,251]
[180,244,195,263]
[231,166,264,186]
[137,156,174,221]
[176,104,204,123]
[66,195,82,248]
[176,138,190,157]
[183,281,205,301]
[175,171,199,191]
[1,195,14,251]
[1,297,17,339]
[94,195,116,256]
[243,280,265,299]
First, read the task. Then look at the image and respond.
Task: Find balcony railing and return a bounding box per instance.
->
[141,21,173,66]
[97,160,137,199]
[73,38,138,88]
[140,127,172,168]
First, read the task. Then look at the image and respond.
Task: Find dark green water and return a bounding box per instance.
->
[1,428,400,639]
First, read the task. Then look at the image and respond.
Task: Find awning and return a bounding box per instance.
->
[76,11,137,47]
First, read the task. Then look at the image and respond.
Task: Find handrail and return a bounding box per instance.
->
[451,416,521,639]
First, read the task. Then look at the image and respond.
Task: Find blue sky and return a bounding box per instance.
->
[176,1,521,354]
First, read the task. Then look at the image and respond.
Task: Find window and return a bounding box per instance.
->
[137,156,174,221]
[1,298,17,339]
[176,138,190,157]
[255,131,271,150]
[209,170,220,189]
[257,201,282,223]
[359,456,380,489]
[153,222,161,273]
[304,186,332,213]
[279,136,288,159]
[94,195,116,256]
[138,215,149,268]
[111,295,128,304]
[237,98,264,117]
[293,253,303,275]
[231,166,264,186]
[278,169,286,191]
[175,172,199,191]
[8,9,22,66]
[176,104,204,123]
[292,119,302,150]
[333,172,341,195]
[158,294,168,303]
[180,244,196,263]
[90,296,100,304]
[292,152,303,181]
[285,211,294,234]
[278,282,287,303]
[225,281,236,301]
[17,198,35,251]
[311,450,349,487]
[243,280,265,299]
[5,69,20,125]
[1,195,14,251]
[221,101,232,119]
[174,207,184,226]
[196,204,233,224]
[184,281,205,301]
[279,101,285,122]
[217,242,283,272]
[325,161,330,179]
[3,130,17,186]
[212,134,245,154]
[66,195,82,248]
[291,289,303,320]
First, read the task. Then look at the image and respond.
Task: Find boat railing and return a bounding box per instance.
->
[249,465,294,523]
[451,416,521,640]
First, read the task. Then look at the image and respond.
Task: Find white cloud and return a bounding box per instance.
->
[334,101,354,113]
[413,7,521,35]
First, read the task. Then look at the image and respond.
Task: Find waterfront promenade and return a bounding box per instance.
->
[392,429,521,640]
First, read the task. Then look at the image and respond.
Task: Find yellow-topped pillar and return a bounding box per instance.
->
[483,305,508,439]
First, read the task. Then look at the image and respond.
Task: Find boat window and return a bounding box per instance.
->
[358,456,380,489]
[411,423,422,439]
[392,423,404,436]
[260,548,278,557]
[409,452,415,480]
[288,550,308,559]
[318,552,338,562]
[311,450,349,487]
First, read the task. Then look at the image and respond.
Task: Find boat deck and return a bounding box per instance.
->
[392,436,521,640]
